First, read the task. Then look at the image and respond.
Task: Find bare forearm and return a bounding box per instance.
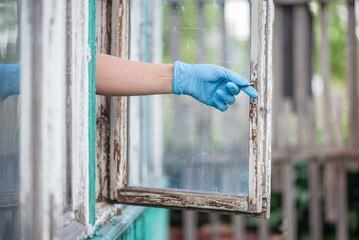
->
[96,53,174,96]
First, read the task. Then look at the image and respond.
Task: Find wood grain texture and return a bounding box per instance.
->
[109,0,130,201]
[95,0,110,203]
[263,0,274,218]
[93,0,130,227]
[67,0,91,227]
[118,187,255,214]
[248,0,273,217]
[248,0,265,213]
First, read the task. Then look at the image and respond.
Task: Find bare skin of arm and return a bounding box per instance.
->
[96,53,174,96]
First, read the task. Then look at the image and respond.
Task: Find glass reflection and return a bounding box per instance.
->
[0,0,21,239]
[129,0,250,196]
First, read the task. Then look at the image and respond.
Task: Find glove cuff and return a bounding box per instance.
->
[173,61,189,95]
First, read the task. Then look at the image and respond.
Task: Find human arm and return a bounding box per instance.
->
[96,53,258,111]
[96,53,174,96]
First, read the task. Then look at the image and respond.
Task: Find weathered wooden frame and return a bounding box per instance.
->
[20,0,96,238]
[116,0,273,218]
[20,0,69,238]
[93,0,130,227]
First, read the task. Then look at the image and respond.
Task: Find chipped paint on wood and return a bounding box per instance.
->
[95,0,111,203]
[248,0,273,217]
[66,0,91,227]
[94,0,129,204]
[248,0,273,215]
[118,187,250,214]
[95,100,110,201]
[91,0,130,228]
[109,0,130,200]
[263,0,274,218]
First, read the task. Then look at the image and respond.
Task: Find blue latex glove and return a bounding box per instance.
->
[172,61,258,112]
[0,62,20,101]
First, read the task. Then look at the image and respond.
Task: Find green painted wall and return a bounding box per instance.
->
[90,207,169,240]
[118,208,169,240]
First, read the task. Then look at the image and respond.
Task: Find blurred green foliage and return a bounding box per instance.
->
[311,2,348,84]
[0,2,19,63]
[311,2,351,144]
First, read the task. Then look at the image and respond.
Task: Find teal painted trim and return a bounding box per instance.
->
[88,0,96,226]
[89,206,169,240]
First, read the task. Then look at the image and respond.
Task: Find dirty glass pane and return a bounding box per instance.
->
[0,0,21,239]
[129,0,250,196]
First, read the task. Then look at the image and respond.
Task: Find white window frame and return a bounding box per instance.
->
[116,0,274,218]
[20,0,92,238]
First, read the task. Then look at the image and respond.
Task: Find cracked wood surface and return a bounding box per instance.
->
[118,187,250,213]
[248,0,273,217]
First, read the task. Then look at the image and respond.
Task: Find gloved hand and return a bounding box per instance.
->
[172,61,258,112]
[0,62,20,101]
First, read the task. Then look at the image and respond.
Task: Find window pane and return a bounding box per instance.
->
[0,0,21,238]
[129,0,250,196]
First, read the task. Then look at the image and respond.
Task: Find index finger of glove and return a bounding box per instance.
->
[224,70,258,98]
[242,85,259,98]
[225,69,249,87]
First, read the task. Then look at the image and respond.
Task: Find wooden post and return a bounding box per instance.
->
[210,214,220,240]
[347,0,359,148]
[281,98,295,240]
[320,3,333,146]
[232,215,245,240]
[308,159,322,240]
[258,219,269,240]
[346,0,359,172]
[272,3,284,154]
[336,161,348,240]
[272,5,284,193]
[331,1,356,239]
[293,5,310,148]
[282,158,296,240]
[183,211,198,240]
[95,0,111,202]
[319,2,338,223]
